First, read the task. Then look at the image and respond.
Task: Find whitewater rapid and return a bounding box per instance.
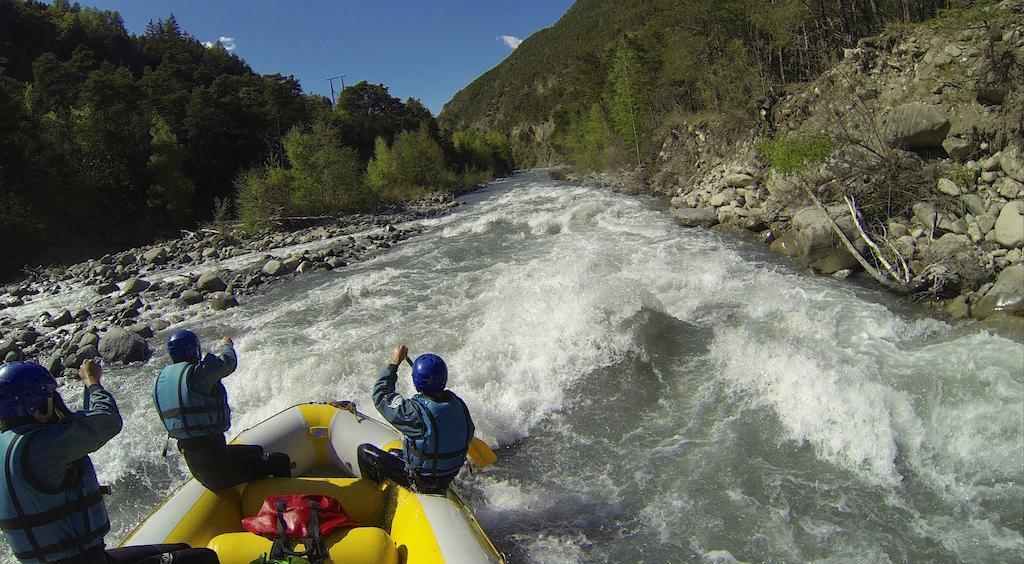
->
[4,171,1022,562]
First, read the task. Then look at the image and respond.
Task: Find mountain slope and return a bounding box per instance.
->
[440,0,963,167]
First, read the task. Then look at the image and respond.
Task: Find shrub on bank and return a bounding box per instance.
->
[756,134,836,174]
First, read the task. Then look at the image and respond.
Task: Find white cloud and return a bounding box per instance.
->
[499,35,523,49]
[203,36,237,51]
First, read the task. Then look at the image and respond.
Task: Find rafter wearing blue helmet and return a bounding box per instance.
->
[357,345,474,495]
[0,360,218,563]
[153,331,292,491]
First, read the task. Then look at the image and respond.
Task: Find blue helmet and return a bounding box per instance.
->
[412,354,448,394]
[0,362,59,418]
[167,330,201,363]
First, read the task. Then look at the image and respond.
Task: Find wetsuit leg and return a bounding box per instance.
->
[105,543,219,563]
[357,443,411,487]
[226,444,292,481]
[178,435,238,490]
[179,435,292,490]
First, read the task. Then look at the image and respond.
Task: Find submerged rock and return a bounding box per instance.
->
[670,206,719,228]
[121,277,151,295]
[973,264,1024,319]
[196,271,228,292]
[208,292,239,311]
[98,326,151,364]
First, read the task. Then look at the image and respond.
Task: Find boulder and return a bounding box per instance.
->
[78,332,99,349]
[994,201,1024,247]
[973,264,1024,319]
[937,178,961,196]
[709,189,737,208]
[995,177,1024,199]
[977,214,997,236]
[196,271,227,292]
[76,344,99,365]
[912,202,939,231]
[790,206,862,274]
[142,247,167,265]
[937,215,968,235]
[884,103,951,149]
[180,289,204,306]
[208,292,239,311]
[45,352,63,376]
[942,136,973,161]
[43,309,74,328]
[128,323,154,338]
[98,326,151,364]
[960,194,986,216]
[999,145,1024,183]
[946,294,971,319]
[0,339,19,359]
[94,282,119,296]
[982,154,1002,172]
[670,207,719,228]
[723,173,756,188]
[296,261,314,274]
[928,233,973,257]
[121,277,151,295]
[17,329,38,345]
[262,260,289,277]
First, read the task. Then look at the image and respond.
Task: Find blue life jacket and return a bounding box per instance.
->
[403,394,472,478]
[153,362,231,440]
[0,428,109,562]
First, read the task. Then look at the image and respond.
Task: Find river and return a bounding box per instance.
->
[4,171,1023,562]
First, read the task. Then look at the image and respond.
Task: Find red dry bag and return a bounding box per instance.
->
[242,494,360,563]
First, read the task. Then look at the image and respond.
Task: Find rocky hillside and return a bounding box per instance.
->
[576,1,1024,323]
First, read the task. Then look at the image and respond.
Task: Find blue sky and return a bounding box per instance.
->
[75,1,574,115]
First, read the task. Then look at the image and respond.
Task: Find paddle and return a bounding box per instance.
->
[404,356,497,468]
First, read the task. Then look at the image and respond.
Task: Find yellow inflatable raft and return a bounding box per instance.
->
[121,402,504,564]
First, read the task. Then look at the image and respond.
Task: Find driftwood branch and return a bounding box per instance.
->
[802,184,909,293]
[843,195,911,286]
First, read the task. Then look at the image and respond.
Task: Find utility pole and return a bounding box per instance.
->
[327,74,346,105]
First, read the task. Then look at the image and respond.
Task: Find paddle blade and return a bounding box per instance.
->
[468,437,497,468]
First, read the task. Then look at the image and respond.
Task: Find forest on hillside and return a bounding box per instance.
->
[0,0,512,276]
[440,0,1006,168]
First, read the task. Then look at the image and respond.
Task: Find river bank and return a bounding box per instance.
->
[0,195,460,377]
[569,8,1024,327]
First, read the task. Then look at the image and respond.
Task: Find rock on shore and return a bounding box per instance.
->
[0,196,459,373]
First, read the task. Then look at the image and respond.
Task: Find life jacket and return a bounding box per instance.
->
[153,362,231,440]
[0,428,109,562]
[403,394,472,478]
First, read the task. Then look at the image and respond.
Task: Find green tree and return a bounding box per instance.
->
[573,103,612,170]
[283,121,365,215]
[146,115,195,226]
[366,136,398,194]
[392,126,449,189]
[606,40,649,168]
[235,165,294,232]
